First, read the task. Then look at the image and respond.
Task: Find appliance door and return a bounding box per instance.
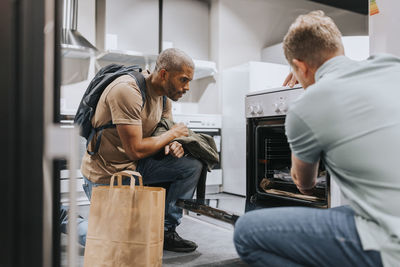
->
[247,117,329,207]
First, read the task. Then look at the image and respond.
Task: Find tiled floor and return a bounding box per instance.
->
[61,193,248,266]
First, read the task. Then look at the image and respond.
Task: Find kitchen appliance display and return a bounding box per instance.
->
[245,86,340,208]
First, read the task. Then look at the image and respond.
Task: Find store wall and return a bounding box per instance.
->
[211,0,368,70]
[63,0,217,114]
[162,0,219,114]
[163,0,210,60]
[369,0,400,56]
[105,0,159,54]
[77,0,96,45]
[62,0,159,113]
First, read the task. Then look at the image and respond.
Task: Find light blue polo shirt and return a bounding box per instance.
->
[285,54,400,266]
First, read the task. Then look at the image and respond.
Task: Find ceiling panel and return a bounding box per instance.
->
[307,0,368,14]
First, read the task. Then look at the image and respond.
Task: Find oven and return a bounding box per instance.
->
[245,86,338,208]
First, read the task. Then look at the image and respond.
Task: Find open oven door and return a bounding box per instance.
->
[175,193,318,226]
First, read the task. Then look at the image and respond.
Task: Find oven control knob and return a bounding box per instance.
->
[274,103,280,112]
[279,102,288,113]
[255,105,263,114]
[249,106,255,114]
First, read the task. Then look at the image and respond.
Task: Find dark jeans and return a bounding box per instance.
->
[234,206,383,267]
[83,154,203,230]
[59,205,87,246]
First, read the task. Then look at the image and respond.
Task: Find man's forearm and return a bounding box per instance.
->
[291,154,319,193]
[127,130,177,160]
[117,123,188,161]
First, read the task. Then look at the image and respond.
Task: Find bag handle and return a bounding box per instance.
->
[109,170,143,189]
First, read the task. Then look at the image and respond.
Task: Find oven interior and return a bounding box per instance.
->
[254,121,328,207]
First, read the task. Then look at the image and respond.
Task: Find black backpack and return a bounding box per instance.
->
[74,64,167,155]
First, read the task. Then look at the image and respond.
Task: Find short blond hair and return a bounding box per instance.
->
[283,10,343,68]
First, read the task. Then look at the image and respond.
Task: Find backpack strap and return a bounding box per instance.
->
[129,71,167,110]
[129,71,147,108]
[86,122,115,155]
[162,96,167,111]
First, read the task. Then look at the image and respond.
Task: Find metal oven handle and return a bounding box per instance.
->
[190,128,220,133]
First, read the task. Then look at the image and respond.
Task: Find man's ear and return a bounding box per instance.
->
[159,69,168,81]
[292,59,308,76]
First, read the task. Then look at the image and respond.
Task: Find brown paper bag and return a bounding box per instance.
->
[84,170,165,267]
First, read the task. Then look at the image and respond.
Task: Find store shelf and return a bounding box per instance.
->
[61,44,95,59]
[193,59,217,80]
[97,50,217,79]
[96,49,158,66]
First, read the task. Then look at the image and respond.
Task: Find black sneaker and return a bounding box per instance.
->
[163,229,198,252]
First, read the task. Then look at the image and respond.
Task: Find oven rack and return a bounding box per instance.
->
[261,174,327,190]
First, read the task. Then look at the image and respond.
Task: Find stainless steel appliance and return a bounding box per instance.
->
[245,85,341,208]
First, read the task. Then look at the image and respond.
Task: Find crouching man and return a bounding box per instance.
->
[234,11,400,266]
[82,48,202,252]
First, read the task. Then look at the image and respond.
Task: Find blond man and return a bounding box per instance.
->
[234,11,400,266]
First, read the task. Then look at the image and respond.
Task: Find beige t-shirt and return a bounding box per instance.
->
[81,72,172,184]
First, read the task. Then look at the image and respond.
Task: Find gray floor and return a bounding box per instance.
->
[61,193,248,266]
[163,215,246,266]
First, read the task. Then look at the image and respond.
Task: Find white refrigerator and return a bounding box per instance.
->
[221,61,289,195]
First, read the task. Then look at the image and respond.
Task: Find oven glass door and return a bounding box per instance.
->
[254,120,328,207]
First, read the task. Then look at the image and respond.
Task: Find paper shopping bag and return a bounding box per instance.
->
[84,170,165,267]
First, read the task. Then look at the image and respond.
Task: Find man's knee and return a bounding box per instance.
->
[234,213,257,258]
[233,215,245,250]
[182,156,203,178]
[234,210,276,257]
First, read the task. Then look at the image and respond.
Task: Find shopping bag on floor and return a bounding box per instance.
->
[84,170,165,267]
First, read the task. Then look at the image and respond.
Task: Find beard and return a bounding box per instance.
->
[165,80,183,101]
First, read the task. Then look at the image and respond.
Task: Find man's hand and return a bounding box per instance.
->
[165,141,185,158]
[298,186,315,196]
[290,154,319,195]
[170,123,189,138]
[283,72,298,88]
